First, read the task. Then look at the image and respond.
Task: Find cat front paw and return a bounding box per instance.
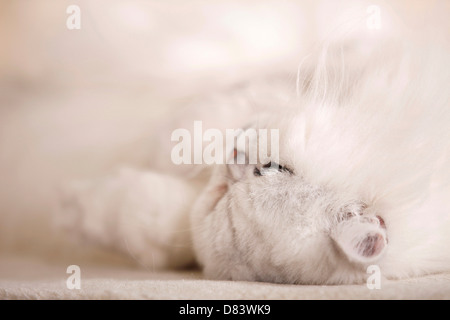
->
[332,212,388,265]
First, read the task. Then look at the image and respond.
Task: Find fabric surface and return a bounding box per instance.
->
[1,254,450,300]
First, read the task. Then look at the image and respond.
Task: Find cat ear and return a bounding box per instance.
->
[226,148,249,181]
[332,216,387,264]
[225,125,261,182]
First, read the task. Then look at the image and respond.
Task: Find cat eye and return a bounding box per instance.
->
[253,162,293,176]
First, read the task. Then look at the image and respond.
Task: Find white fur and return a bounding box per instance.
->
[60,37,450,284]
[58,168,198,269]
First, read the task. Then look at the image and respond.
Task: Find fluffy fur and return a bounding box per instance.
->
[60,36,450,285]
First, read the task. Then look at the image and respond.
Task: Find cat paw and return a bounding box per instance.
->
[56,181,91,242]
[56,179,115,246]
[332,213,388,264]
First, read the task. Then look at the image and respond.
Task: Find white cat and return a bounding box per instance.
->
[59,37,450,285]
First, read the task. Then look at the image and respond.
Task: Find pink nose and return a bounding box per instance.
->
[376,215,386,229]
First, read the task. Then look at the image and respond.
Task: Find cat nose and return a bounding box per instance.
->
[376,215,386,229]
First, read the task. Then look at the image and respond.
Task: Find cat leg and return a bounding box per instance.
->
[57,167,200,269]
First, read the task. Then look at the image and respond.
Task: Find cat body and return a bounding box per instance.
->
[60,39,450,285]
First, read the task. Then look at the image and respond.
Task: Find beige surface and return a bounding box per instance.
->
[1,254,450,299]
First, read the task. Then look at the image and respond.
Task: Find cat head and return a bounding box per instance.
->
[190,115,388,285]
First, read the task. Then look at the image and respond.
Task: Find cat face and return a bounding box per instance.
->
[191,117,388,285]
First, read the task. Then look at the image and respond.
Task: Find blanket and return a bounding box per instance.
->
[1,254,450,299]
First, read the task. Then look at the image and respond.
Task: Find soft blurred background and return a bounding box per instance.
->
[0,0,449,264]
